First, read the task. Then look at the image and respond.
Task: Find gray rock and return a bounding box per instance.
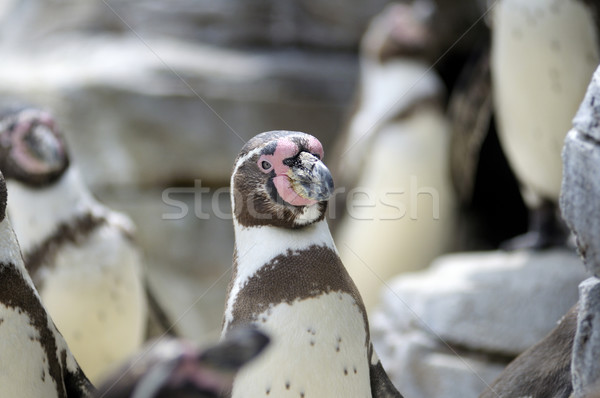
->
[562,129,600,277]
[0,0,389,50]
[572,277,600,398]
[572,67,600,143]
[371,320,506,398]
[376,249,586,356]
[0,38,356,188]
[562,66,600,277]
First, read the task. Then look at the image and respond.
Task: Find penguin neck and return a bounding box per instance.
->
[349,57,442,143]
[232,218,337,277]
[6,167,98,254]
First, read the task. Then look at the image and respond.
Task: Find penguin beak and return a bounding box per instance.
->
[287,151,334,202]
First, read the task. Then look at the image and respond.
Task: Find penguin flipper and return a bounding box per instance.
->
[448,42,493,204]
[64,366,96,398]
[370,359,404,398]
[369,344,403,398]
[144,278,181,339]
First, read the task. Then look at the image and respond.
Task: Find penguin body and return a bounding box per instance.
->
[333,4,455,309]
[0,171,94,398]
[0,105,147,382]
[491,0,599,206]
[222,131,402,398]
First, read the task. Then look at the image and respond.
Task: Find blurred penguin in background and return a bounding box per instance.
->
[450,0,600,251]
[490,0,600,249]
[95,326,270,398]
[0,102,173,382]
[331,2,457,311]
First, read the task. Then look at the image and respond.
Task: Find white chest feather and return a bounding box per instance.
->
[336,108,455,310]
[39,224,147,382]
[0,306,61,398]
[492,0,600,201]
[231,292,371,398]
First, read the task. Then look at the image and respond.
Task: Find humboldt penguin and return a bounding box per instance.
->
[222,131,403,397]
[331,3,456,310]
[490,0,600,248]
[0,103,170,382]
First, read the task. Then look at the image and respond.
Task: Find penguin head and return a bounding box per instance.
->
[95,327,270,398]
[231,131,334,229]
[362,2,433,63]
[0,104,69,187]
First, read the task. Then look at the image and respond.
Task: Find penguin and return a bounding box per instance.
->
[448,41,529,250]
[222,131,403,398]
[0,169,94,397]
[479,305,577,397]
[331,3,456,310]
[490,0,600,249]
[0,104,163,382]
[94,326,270,398]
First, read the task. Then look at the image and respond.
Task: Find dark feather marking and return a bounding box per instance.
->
[370,355,404,398]
[226,245,370,348]
[145,277,180,338]
[448,43,493,204]
[23,212,110,285]
[225,244,403,397]
[0,263,93,397]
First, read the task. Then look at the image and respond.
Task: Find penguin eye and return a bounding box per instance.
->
[261,160,272,171]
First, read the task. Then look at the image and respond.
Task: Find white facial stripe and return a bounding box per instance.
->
[294,204,323,226]
[223,219,337,332]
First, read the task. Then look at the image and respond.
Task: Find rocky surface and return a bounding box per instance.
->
[0,0,390,50]
[562,67,600,277]
[372,249,587,397]
[563,65,600,398]
[572,278,600,398]
[372,326,506,398]
[0,38,357,189]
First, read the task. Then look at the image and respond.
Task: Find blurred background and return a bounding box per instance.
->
[0,0,389,344]
[0,0,485,344]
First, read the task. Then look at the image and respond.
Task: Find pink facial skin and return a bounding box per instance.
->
[11,111,62,174]
[257,137,324,207]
